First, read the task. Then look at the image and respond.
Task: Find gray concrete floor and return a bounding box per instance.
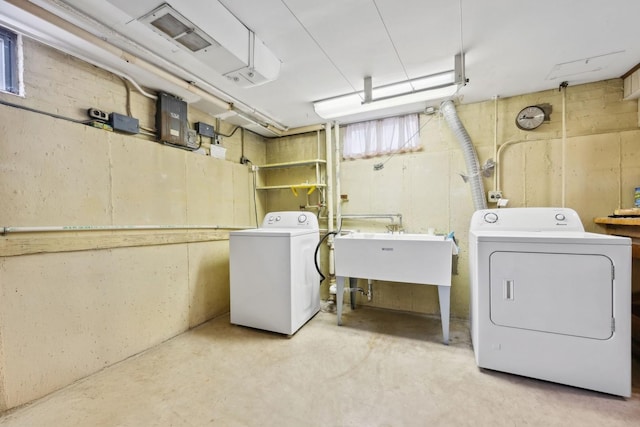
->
[1,304,639,427]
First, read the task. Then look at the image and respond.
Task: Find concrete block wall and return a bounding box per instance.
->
[265,79,640,319]
[0,39,266,411]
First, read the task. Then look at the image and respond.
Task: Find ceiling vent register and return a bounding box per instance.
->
[137,2,280,87]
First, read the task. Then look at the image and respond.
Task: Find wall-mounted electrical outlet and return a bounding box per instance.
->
[488,191,502,203]
[87,108,108,121]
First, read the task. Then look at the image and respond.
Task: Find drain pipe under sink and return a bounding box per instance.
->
[440,100,487,211]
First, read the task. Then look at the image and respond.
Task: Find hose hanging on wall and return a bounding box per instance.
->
[440,100,487,211]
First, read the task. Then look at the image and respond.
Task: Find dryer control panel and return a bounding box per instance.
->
[261,211,319,230]
[469,207,584,232]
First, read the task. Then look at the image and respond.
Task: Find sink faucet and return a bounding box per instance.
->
[386,224,403,234]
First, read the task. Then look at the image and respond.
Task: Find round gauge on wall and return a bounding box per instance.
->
[515,105,545,130]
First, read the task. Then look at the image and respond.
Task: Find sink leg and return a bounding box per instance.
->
[337,276,344,326]
[438,285,451,345]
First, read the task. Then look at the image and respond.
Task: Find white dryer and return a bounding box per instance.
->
[230,212,320,335]
[469,207,631,397]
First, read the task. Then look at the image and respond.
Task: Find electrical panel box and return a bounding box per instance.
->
[109,112,139,134]
[186,129,199,149]
[156,92,189,147]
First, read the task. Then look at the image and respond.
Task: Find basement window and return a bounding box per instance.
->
[0,26,21,95]
[343,114,421,159]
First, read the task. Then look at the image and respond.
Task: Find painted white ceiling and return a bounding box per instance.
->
[3,0,640,136]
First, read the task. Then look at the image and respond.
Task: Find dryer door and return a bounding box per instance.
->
[489,251,613,339]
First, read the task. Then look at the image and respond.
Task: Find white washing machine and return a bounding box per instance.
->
[230,211,320,335]
[469,207,631,397]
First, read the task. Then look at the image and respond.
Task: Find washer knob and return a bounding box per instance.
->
[298,214,307,223]
[275,216,281,222]
[555,213,566,221]
[484,212,499,223]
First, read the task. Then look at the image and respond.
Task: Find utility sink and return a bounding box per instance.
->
[334,232,456,344]
[334,232,455,285]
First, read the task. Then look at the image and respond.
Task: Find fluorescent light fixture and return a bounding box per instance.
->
[314,70,459,120]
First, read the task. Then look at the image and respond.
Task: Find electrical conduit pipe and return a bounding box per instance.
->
[1,224,250,234]
[334,122,342,230]
[335,122,354,304]
[440,100,487,211]
[325,123,336,295]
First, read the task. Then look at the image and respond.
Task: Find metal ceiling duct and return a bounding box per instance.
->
[132,1,280,88]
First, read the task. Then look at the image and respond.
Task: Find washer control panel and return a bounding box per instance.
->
[262,211,319,230]
[483,212,498,223]
[470,207,584,232]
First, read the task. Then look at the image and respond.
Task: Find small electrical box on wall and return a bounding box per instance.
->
[109,112,139,134]
[195,121,215,138]
[156,92,189,147]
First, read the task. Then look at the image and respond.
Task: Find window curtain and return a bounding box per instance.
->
[343,114,420,159]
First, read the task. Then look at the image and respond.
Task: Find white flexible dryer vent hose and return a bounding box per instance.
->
[440,100,487,211]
